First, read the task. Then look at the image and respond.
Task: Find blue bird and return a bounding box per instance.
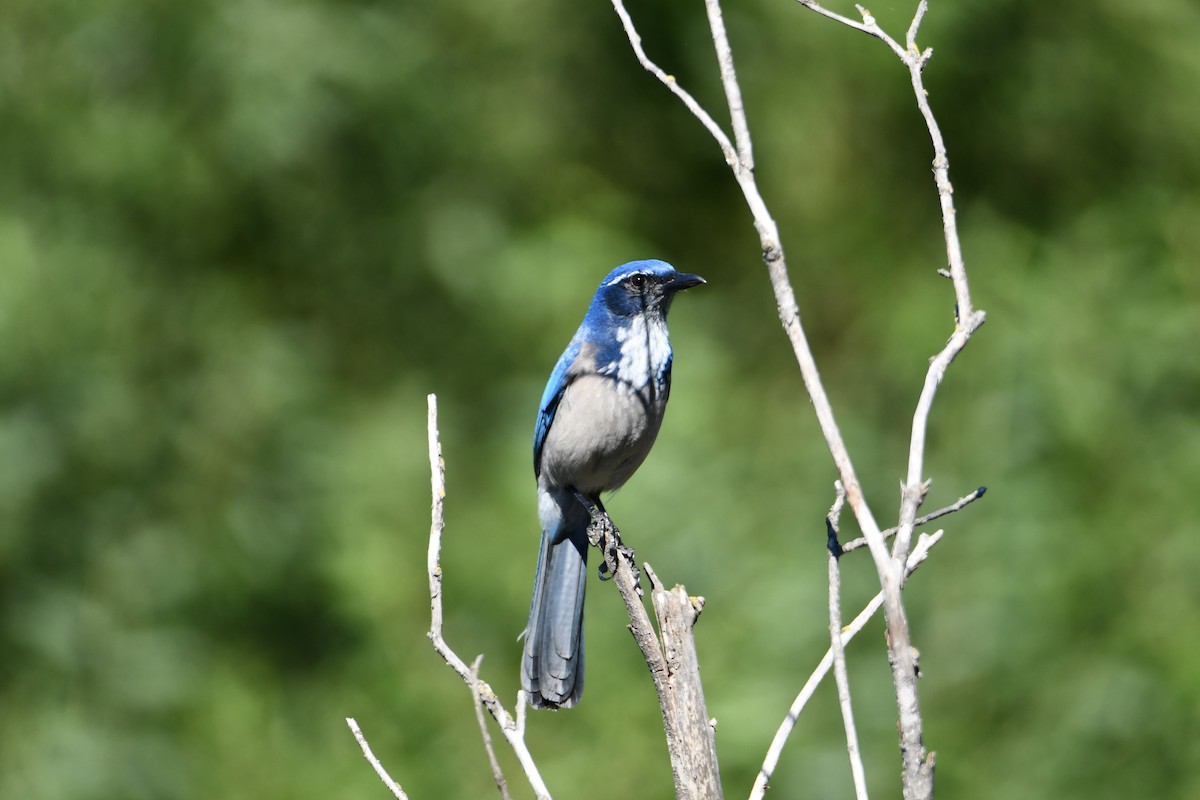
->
[521,259,704,709]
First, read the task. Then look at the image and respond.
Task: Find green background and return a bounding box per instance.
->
[2,0,1197,797]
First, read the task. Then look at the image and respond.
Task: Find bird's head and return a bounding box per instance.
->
[589,260,705,322]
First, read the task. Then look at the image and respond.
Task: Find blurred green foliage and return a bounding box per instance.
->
[1,0,1198,797]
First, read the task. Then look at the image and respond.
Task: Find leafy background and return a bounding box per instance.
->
[1,0,1197,797]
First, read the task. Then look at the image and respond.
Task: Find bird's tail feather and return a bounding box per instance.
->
[521,524,588,708]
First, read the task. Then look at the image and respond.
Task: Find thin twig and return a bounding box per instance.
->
[516,690,528,739]
[826,485,869,800]
[423,394,552,800]
[905,0,928,50]
[750,530,944,800]
[793,1,908,59]
[703,0,754,170]
[471,656,512,800]
[896,22,988,555]
[795,2,873,38]
[346,717,410,800]
[609,0,737,166]
[841,486,986,553]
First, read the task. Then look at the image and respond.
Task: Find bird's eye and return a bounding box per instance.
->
[630,274,647,289]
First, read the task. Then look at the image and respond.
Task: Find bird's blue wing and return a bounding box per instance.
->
[534,339,582,476]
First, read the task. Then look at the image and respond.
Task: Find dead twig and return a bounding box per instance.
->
[346,717,410,800]
[751,529,945,799]
[423,394,552,800]
[471,656,512,800]
[826,485,869,800]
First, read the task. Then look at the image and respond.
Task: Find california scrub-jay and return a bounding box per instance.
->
[521,259,704,709]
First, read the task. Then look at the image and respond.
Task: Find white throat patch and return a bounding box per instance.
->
[608,314,671,388]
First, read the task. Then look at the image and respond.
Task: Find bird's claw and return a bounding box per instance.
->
[571,489,643,590]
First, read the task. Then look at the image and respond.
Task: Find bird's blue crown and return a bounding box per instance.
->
[584,259,681,324]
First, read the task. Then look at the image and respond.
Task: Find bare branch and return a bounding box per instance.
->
[609,0,779,246]
[791,2,909,59]
[609,0,738,166]
[794,2,874,38]
[515,690,528,739]
[897,322,985,565]
[703,0,754,169]
[826,486,869,800]
[905,0,928,50]
[751,530,944,800]
[891,0,988,586]
[346,717,410,800]
[841,485,986,554]
[424,394,553,800]
[471,656,512,800]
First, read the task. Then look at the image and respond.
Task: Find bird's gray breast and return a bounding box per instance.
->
[537,372,666,495]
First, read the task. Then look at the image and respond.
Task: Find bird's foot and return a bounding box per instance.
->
[596,524,640,591]
[570,489,641,591]
[591,511,626,583]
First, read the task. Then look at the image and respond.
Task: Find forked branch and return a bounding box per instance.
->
[424,395,552,800]
[348,395,552,800]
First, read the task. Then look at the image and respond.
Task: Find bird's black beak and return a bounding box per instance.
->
[666,272,706,292]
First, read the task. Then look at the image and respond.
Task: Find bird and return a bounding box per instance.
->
[521,259,704,709]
